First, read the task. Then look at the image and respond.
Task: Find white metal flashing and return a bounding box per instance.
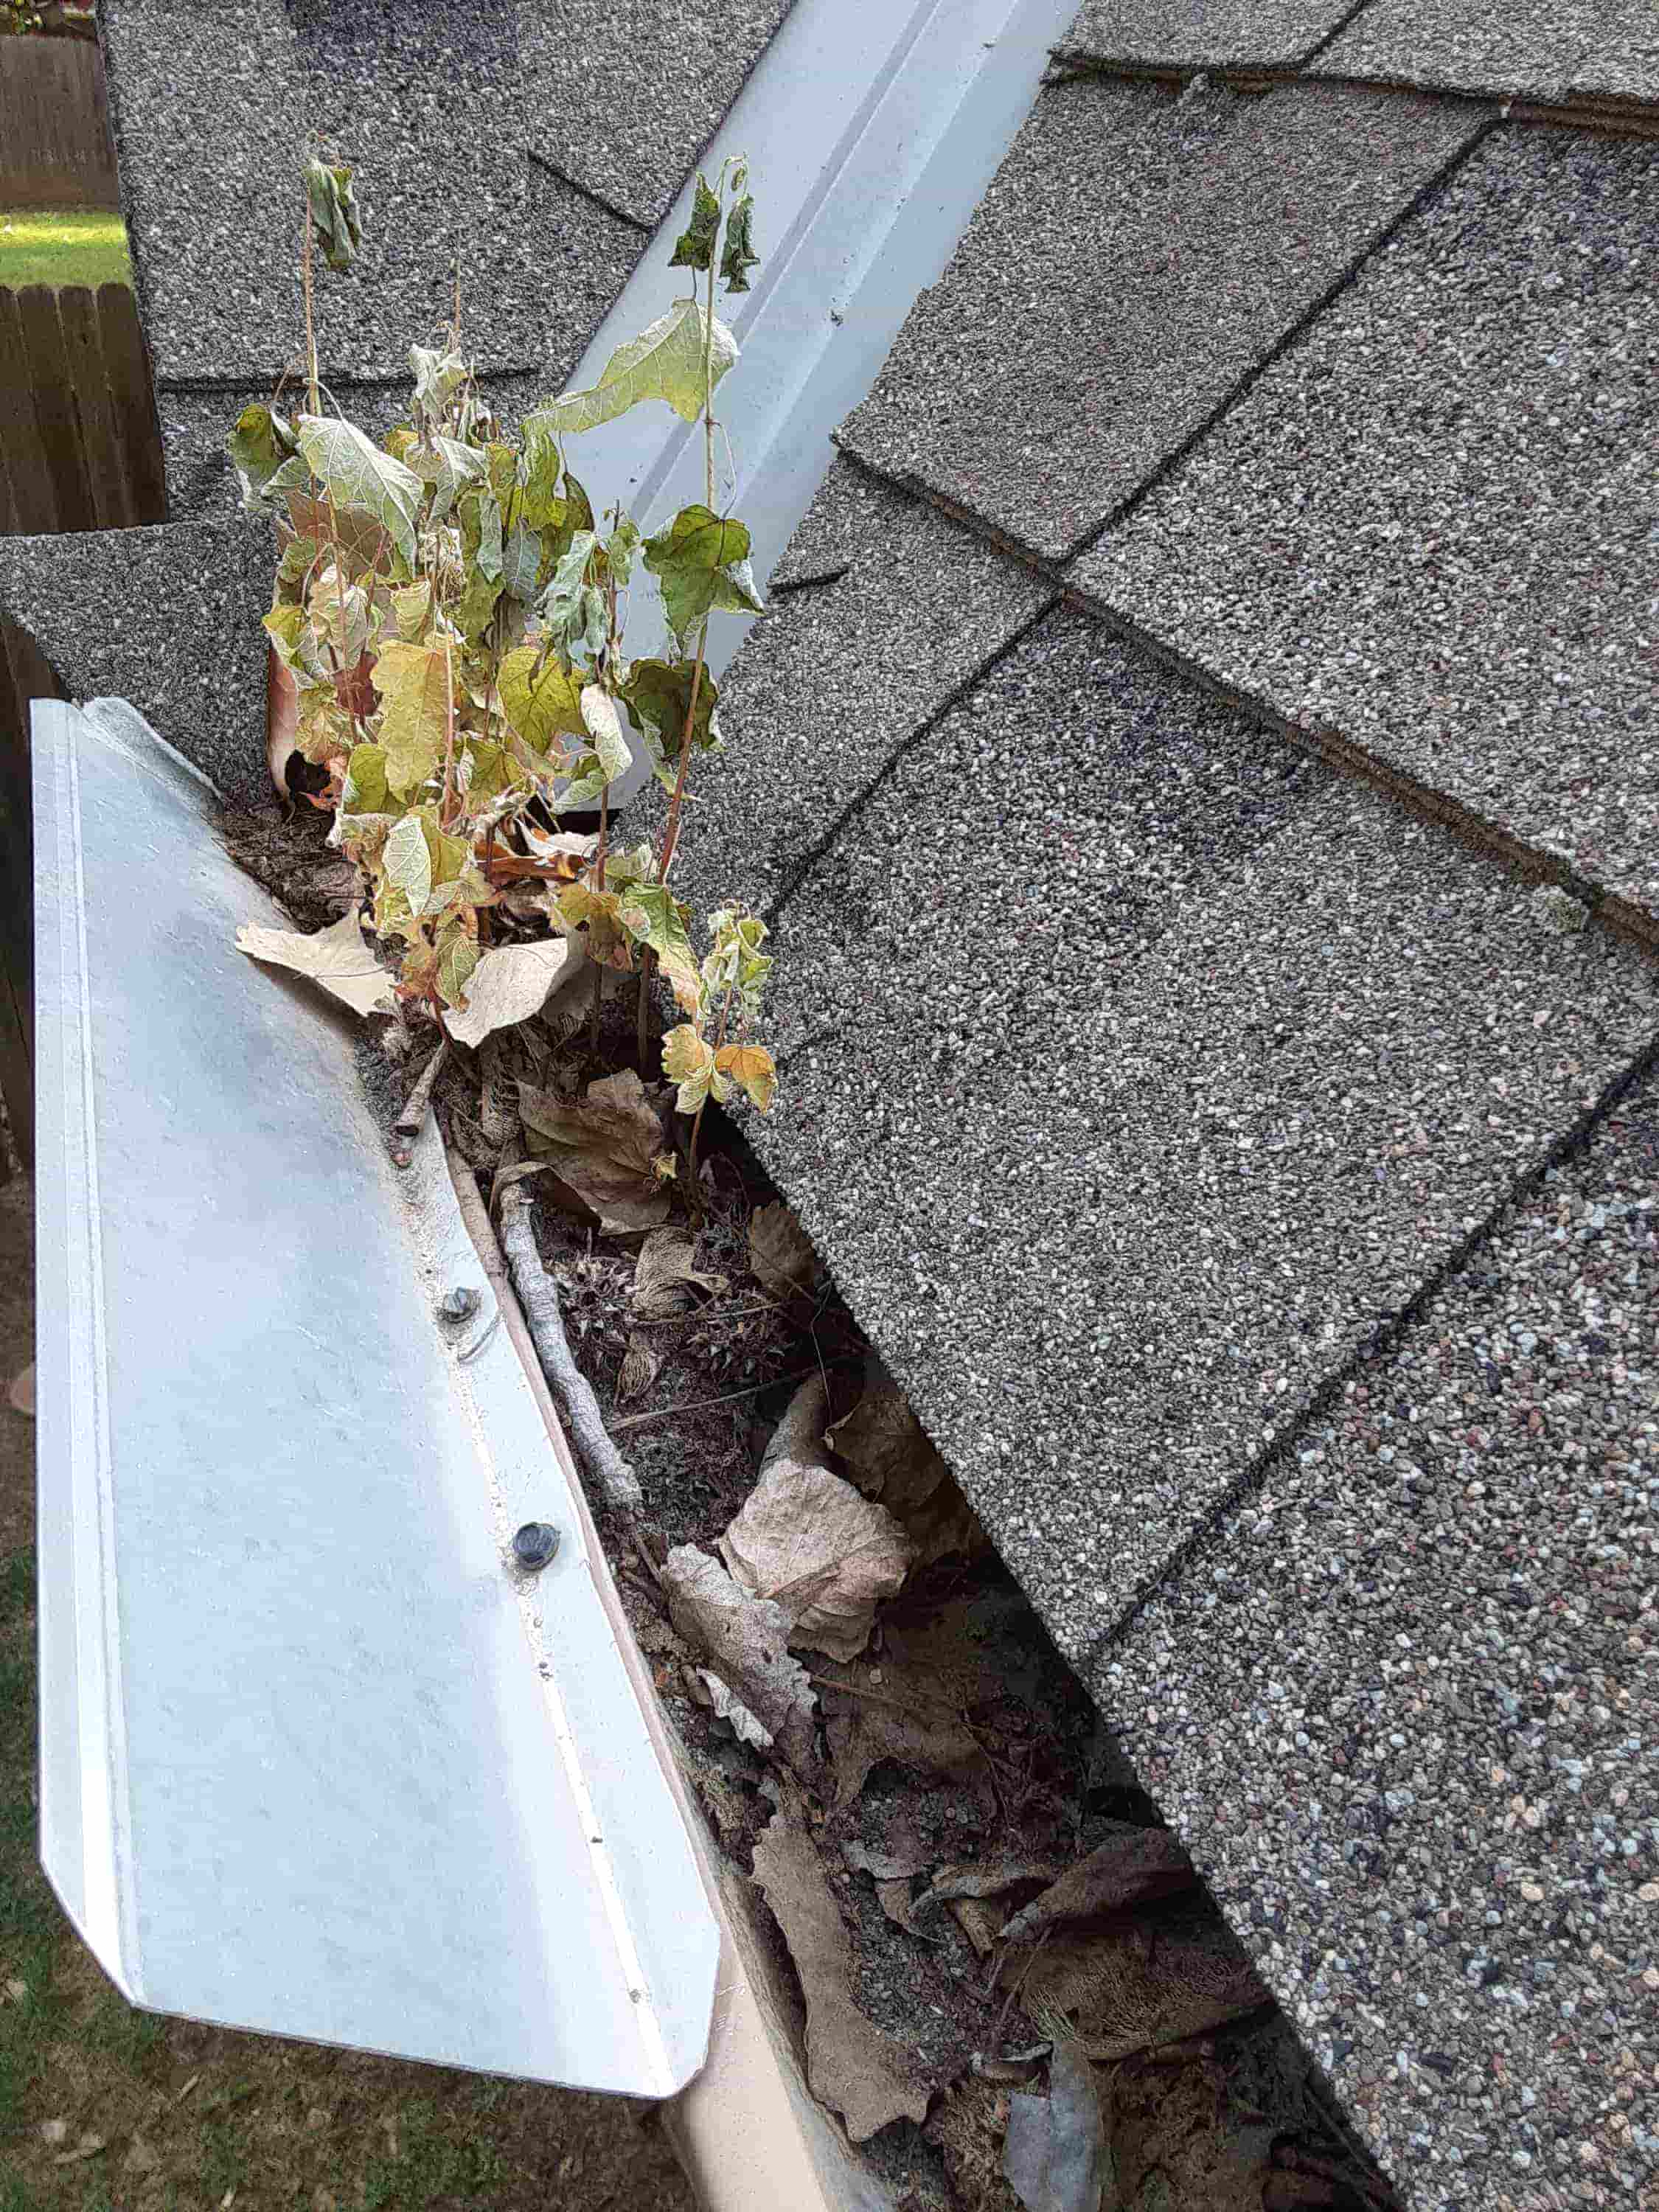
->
[32,696,717,2095]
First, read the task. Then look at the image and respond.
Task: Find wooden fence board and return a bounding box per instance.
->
[94,282,167,524]
[0,33,122,210]
[56,284,136,529]
[14,285,96,531]
[0,288,60,534]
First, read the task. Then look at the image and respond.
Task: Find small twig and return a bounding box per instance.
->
[608,1362,849,1431]
[389,1038,448,1166]
[497,1186,642,1509]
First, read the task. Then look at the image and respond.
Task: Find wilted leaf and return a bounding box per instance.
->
[720,1384,913,1660]
[1002,2042,1111,2212]
[715,1042,776,1111]
[518,1069,672,1231]
[661,1022,714,1113]
[409,343,469,417]
[437,931,479,1009]
[237,905,394,1018]
[295,417,423,571]
[372,640,451,796]
[618,883,702,1015]
[228,403,302,509]
[829,1376,947,1514]
[697,1670,772,1750]
[622,657,720,790]
[498,646,585,751]
[445,936,585,1049]
[305,156,361,271]
[660,1545,818,1780]
[721,192,759,293]
[818,1593,1015,1807]
[382,813,433,915]
[633,1230,726,1319]
[408,434,486,524]
[751,1810,932,2140]
[748,1200,815,1301]
[579,685,630,783]
[643,504,765,641]
[616,1333,663,1405]
[518,823,599,874]
[528,296,737,437]
[669,173,721,271]
[1020,1902,1271,2062]
[1000,1829,1195,1945]
[501,521,541,601]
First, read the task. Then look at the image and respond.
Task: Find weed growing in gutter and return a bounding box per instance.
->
[232,154,776,1175]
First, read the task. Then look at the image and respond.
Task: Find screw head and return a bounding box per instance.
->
[437,1285,480,1323]
[512,1521,560,1571]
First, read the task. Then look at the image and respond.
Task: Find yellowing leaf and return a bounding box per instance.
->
[716,1043,776,1111]
[372,640,451,796]
[390,580,433,640]
[341,742,389,814]
[236,906,394,1019]
[498,646,585,751]
[661,1023,714,1113]
[382,813,432,914]
[437,931,480,1009]
[528,297,737,437]
[579,685,631,784]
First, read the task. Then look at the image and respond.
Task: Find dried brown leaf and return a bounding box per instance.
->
[828,1366,990,1565]
[633,1228,726,1318]
[236,905,395,1019]
[518,1069,672,1231]
[615,1333,662,1405]
[720,1458,912,1662]
[1022,1904,1271,2062]
[748,1199,816,1301]
[1001,1827,1194,1944]
[751,1810,933,2142]
[660,1545,819,1781]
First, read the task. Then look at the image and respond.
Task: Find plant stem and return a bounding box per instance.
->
[655,246,720,887]
[588,780,608,1060]
[686,980,732,1190]
[301,199,319,417]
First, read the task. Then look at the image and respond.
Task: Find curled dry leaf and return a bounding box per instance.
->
[828,1358,990,1566]
[697,1669,773,1751]
[1001,2040,1112,2212]
[748,1199,816,1302]
[614,1332,662,1405]
[659,1545,818,1782]
[444,935,585,1049]
[817,1593,1012,1806]
[719,1453,912,1662]
[1021,1902,1272,2062]
[1000,1826,1195,1946]
[632,1228,727,1319]
[751,1809,933,2143]
[518,1069,672,1232]
[236,905,396,1018]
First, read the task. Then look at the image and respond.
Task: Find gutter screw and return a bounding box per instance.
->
[512,1521,560,1572]
[437,1285,480,1323]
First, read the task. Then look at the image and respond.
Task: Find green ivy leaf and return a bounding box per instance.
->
[526,298,737,437]
[305,158,362,272]
[498,645,585,751]
[500,522,540,602]
[622,658,720,790]
[720,194,759,293]
[669,174,721,272]
[643,504,765,640]
[295,417,424,571]
[518,425,566,531]
[603,515,642,590]
[618,884,703,1016]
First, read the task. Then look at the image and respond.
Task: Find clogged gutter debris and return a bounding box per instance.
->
[217,145,1403,2212]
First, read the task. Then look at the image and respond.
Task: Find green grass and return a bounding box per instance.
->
[0,209,133,292]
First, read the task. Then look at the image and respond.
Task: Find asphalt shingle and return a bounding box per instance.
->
[1096,1064,1659,2209]
[522,0,793,229]
[835,77,1480,563]
[0,521,273,804]
[102,0,638,386]
[1057,0,1358,71]
[1315,0,1659,108]
[664,459,1054,954]
[1074,124,1659,933]
[731,607,1659,1652]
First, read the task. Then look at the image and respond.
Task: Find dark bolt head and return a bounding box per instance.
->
[512,1521,560,1571]
[437,1285,480,1324]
